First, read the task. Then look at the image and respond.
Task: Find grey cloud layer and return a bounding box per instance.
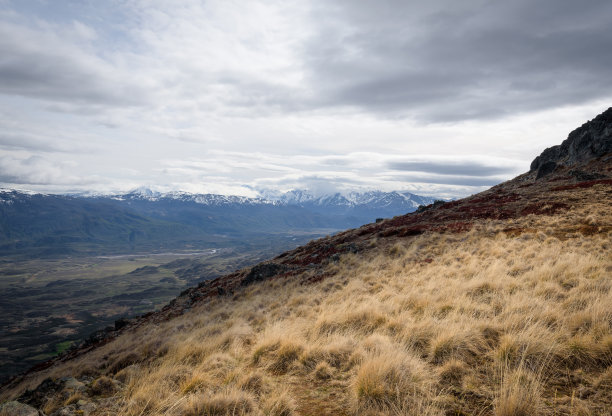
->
[387,160,517,177]
[0,20,150,107]
[0,155,99,185]
[303,0,612,120]
[156,151,523,198]
[2,1,610,120]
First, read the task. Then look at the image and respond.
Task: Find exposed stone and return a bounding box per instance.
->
[84,328,113,346]
[568,169,606,181]
[114,318,130,331]
[0,401,41,416]
[80,401,97,415]
[535,160,558,179]
[61,377,85,392]
[531,107,612,178]
[17,378,63,409]
[241,263,288,286]
[415,199,446,213]
[50,405,77,416]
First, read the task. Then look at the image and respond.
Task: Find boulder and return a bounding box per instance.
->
[0,401,41,416]
[61,377,85,392]
[79,402,97,415]
[17,378,63,409]
[241,263,288,286]
[49,405,77,416]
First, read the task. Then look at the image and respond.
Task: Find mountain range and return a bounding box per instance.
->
[0,188,436,257]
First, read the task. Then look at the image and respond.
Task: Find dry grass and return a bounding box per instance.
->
[90,375,117,396]
[2,185,611,415]
[182,388,256,416]
[63,392,84,406]
[352,349,431,412]
[261,389,296,416]
[494,367,544,416]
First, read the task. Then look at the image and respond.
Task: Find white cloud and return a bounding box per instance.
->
[0,154,100,186]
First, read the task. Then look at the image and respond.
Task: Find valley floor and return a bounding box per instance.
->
[0,233,319,384]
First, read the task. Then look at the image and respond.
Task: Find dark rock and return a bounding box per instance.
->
[375,218,384,223]
[17,377,63,408]
[343,243,359,254]
[114,318,130,331]
[531,107,612,178]
[84,327,113,346]
[535,161,558,179]
[415,199,446,213]
[568,169,606,181]
[241,263,287,286]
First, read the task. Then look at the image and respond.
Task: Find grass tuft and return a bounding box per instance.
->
[494,368,543,416]
[90,375,116,397]
[261,390,296,416]
[183,388,255,416]
[353,351,430,411]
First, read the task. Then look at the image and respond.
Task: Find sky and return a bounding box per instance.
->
[0,0,611,199]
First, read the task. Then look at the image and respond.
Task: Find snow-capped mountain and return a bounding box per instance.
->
[0,187,441,257]
[120,188,270,206]
[112,187,438,211]
[2,186,439,212]
[271,190,437,219]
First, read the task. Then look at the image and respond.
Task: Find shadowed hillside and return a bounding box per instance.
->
[1,109,611,415]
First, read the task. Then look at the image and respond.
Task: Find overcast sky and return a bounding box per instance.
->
[1,0,610,198]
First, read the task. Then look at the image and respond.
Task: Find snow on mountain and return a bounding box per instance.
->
[276,189,316,205]
[1,186,441,213]
[119,188,272,206]
[273,190,438,210]
[257,189,438,209]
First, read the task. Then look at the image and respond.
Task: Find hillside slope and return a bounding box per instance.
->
[1,109,611,415]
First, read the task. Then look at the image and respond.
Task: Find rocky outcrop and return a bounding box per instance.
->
[0,401,41,416]
[531,107,612,179]
[241,263,288,286]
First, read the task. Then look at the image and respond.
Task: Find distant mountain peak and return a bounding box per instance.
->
[259,188,437,207]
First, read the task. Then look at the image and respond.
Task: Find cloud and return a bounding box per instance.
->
[156,151,523,199]
[3,0,611,122]
[0,19,151,107]
[2,0,611,123]
[302,0,612,121]
[387,159,519,177]
[384,173,503,188]
[0,155,99,186]
[0,131,88,153]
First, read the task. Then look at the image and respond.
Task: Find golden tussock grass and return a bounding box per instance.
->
[2,185,611,415]
[494,367,544,416]
[352,349,432,412]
